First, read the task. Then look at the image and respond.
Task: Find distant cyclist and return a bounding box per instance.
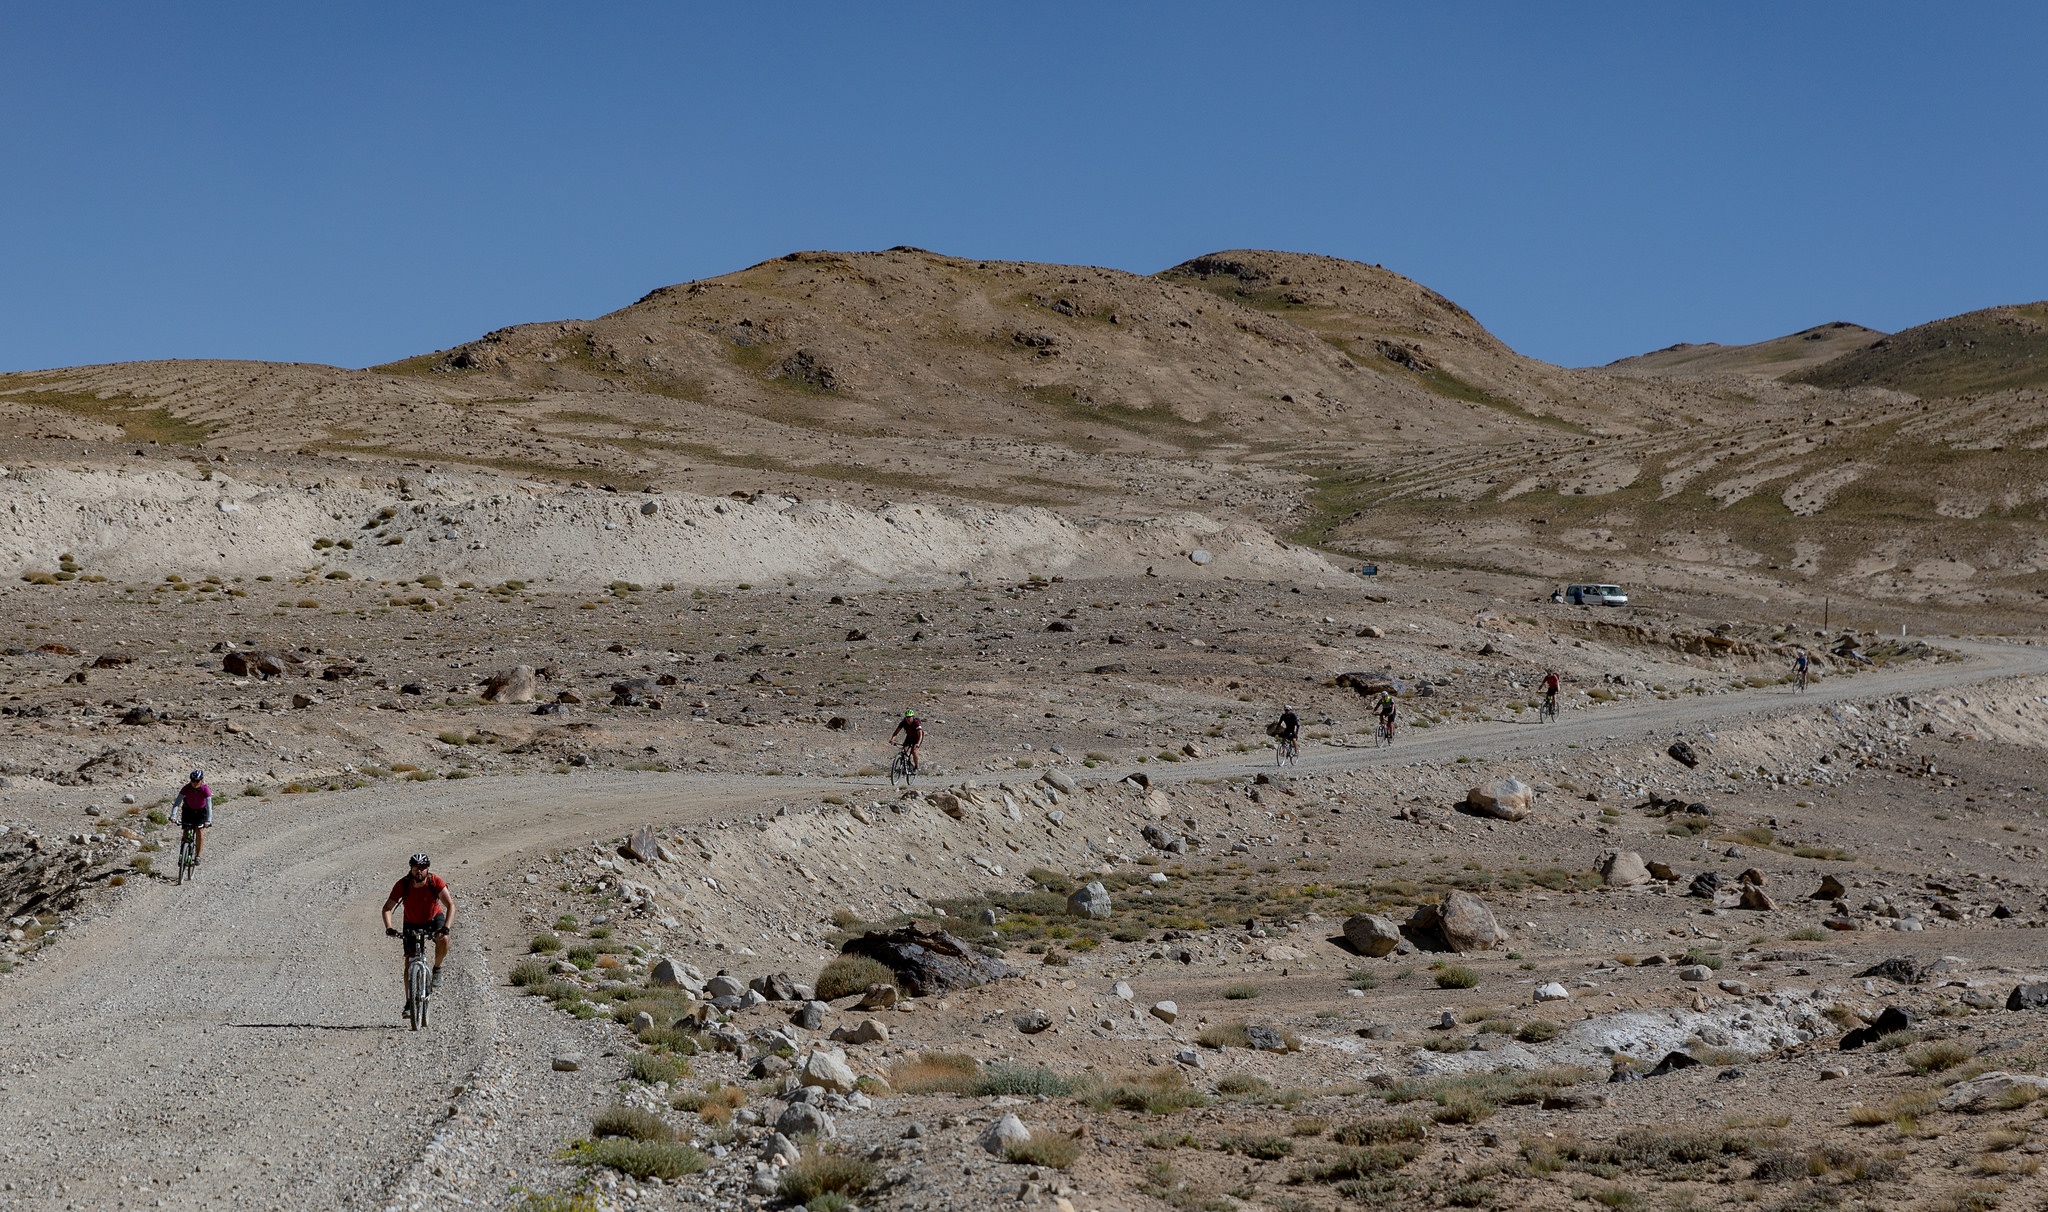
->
[1793,648,1810,691]
[381,854,453,1012]
[1541,669,1560,716]
[1275,705,1300,745]
[1376,692,1398,741]
[1274,706,1300,762]
[172,770,212,862]
[890,709,924,773]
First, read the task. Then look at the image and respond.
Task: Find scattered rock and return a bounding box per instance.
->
[1738,868,1767,887]
[1717,979,1751,996]
[1677,965,1714,982]
[1533,982,1571,1003]
[223,650,297,678]
[1150,1000,1178,1024]
[1939,1072,2048,1113]
[623,824,658,863]
[776,1101,837,1139]
[1646,1051,1700,1077]
[1245,1025,1290,1052]
[1856,957,1924,985]
[1666,740,1699,769]
[797,1049,858,1094]
[1601,850,1651,888]
[1687,872,1722,899]
[979,1113,1031,1155]
[831,1018,891,1045]
[1818,1066,1849,1081]
[1812,874,1848,900]
[706,974,748,999]
[1015,1008,1053,1034]
[1646,861,1680,882]
[1738,886,1777,912]
[1464,778,1533,821]
[792,1001,830,1030]
[551,1053,583,1072]
[1407,890,1504,952]
[1342,912,1403,957]
[1066,881,1113,920]
[2007,983,2048,1011]
[1839,1006,1915,1050]
[840,925,1015,997]
[857,983,900,1011]
[630,1010,655,1033]
[481,665,538,703]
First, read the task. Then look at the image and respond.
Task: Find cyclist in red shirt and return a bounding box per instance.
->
[381,853,453,1012]
[890,709,925,772]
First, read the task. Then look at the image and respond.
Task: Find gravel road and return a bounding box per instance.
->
[0,639,2040,1210]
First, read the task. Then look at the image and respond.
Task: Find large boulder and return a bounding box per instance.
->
[1601,851,1651,888]
[223,649,298,679]
[1407,891,1504,953]
[978,1113,1031,1155]
[797,1048,858,1094]
[481,665,538,703]
[1465,778,1533,821]
[1341,913,1404,957]
[1939,1072,2048,1113]
[839,925,1015,997]
[1667,740,1700,769]
[1067,881,1113,920]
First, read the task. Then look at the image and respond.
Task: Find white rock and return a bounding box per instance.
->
[1111,981,1133,1000]
[1939,1071,2048,1113]
[1533,982,1571,1002]
[1150,1001,1178,1024]
[1677,965,1715,982]
[978,1113,1031,1155]
[798,1048,859,1094]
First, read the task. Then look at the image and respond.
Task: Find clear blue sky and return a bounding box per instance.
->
[3,3,2043,373]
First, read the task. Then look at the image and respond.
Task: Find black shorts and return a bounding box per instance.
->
[179,814,211,830]
[402,915,447,957]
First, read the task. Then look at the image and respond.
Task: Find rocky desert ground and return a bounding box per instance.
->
[2,248,2046,1212]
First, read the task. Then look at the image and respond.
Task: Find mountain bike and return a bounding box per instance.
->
[1539,695,1558,723]
[1797,665,1809,693]
[888,743,919,788]
[175,827,200,883]
[1375,718,1395,748]
[401,926,437,1030]
[1275,737,1298,767]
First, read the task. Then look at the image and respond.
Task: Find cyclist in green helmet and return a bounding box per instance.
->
[890,709,924,773]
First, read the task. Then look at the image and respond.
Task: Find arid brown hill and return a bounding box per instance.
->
[1789,301,2048,397]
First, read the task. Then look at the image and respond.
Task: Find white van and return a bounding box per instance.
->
[1564,583,1628,606]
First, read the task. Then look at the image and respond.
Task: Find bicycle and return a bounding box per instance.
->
[888,743,919,788]
[1539,695,1558,723]
[1375,718,1395,748]
[400,925,437,1030]
[175,827,200,883]
[1797,665,1809,693]
[1275,736,1298,767]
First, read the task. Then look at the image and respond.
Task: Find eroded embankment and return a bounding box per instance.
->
[0,464,1335,589]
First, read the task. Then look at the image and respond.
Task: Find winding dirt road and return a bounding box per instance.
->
[0,639,2041,1210]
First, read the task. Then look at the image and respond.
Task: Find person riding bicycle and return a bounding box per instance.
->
[381,853,453,1011]
[1540,669,1560,715]
[890,709,924,772]
[172,770,212,862]
[1376,692,1398,739]
[1275,706,1300,747]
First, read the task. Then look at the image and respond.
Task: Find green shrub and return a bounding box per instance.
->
[508,961,550,987]
[815,954,895,1000]
[1222,983,1260,1000]
[530,933,563,955]
[1516,1019,1561,1043]
[566,1138,704,1180]
[628,1053,691,1085]
[1005,1136,1081,1168]
[591,1105,672,1142]
[1079,1069,1208,1115]
[975,1063,1074,1097]
[1434,965,1479,989]
[776,1154,878,1204]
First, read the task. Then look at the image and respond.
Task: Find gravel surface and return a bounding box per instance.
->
[1,639,2041,1211]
